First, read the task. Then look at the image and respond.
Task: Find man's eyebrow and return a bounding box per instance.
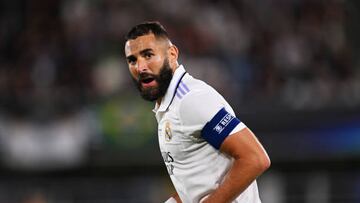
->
[126,48,154,61]
[139,48,153,55]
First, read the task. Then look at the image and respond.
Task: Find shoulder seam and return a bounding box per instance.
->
[175,81,191,100]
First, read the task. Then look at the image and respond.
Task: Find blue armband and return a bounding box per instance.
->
[201,107,241,149]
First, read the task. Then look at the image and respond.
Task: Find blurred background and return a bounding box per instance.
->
[0,0,360,202]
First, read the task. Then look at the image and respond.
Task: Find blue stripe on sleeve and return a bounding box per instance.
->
[201,107,241,149]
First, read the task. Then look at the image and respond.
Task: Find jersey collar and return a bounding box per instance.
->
[153,65,187,113]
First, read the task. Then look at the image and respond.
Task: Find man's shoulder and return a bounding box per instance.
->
[177,77,225,115]
[181,74,218,98]
[178,83,218,105]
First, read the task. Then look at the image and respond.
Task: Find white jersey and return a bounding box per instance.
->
[153,65,262,203]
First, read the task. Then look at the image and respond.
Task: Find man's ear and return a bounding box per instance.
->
[167,45,179,66]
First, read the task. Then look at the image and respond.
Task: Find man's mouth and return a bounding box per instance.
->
[141,77,155,84]
[140,76,156,88]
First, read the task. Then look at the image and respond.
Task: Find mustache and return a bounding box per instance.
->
[138,72,156,81]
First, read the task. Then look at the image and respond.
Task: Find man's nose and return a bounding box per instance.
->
[136,59,148,73]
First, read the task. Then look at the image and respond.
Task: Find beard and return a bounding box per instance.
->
[133,59,173,102]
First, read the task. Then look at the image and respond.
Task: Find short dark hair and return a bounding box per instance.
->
[125,21,169,41]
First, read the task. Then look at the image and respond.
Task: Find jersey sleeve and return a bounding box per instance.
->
[179,90,245,149]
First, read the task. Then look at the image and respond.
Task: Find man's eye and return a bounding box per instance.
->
[128,59,136,65]
[144,53,153,59]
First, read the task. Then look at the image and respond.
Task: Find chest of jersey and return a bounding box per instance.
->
[157,106,208,175]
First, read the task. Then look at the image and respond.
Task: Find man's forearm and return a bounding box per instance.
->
[202,157,269,203]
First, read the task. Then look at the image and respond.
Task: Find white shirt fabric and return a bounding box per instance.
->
[154,65,262,203]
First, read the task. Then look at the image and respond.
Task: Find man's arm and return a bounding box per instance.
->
[202,127,270,203]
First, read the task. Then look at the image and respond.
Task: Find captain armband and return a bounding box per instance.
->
[201,107,241,149]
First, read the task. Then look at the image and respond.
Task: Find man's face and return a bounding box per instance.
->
[125,34,173,101]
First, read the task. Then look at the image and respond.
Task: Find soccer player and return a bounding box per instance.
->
[124,21,270,203]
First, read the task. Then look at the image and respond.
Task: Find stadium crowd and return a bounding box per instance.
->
[0,0,358,120]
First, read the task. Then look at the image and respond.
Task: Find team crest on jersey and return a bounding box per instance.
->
[164,121,172,141]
